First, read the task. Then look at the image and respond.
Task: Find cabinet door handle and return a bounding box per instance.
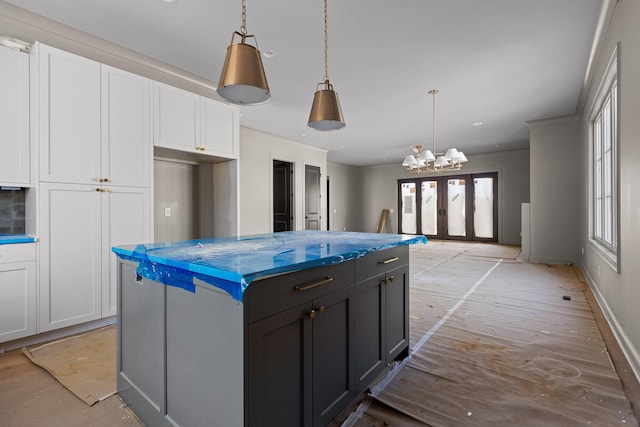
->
[378,256,399,265]
[387,275,394,283]
[94,178,102,182]
[317,306,326,315]
[103,178,109,183]
[308,309,317,319]
[295,276,333,291]
[102,188,110,193]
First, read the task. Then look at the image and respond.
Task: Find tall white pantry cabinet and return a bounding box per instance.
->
[36,44,151,331]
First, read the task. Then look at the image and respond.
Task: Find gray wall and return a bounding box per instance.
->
[238,127,327,235]
[356,149,530,245]
[327,162,362,232]
[527,116,581,264]
[154,159,196,242]
[577,0,640,381]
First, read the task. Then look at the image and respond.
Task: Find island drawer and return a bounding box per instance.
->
[245,260,355,324]
[355,245,408,282]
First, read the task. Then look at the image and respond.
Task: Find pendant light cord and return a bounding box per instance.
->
[241,0,247,35]
[323,0,329,82]
[430,89,438,154]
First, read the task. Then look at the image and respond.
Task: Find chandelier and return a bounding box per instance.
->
[402,89,468,173]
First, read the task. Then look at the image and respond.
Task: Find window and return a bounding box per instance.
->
[591,49,618,265]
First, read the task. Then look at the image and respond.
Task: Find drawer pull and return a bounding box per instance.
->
[378,256,399,265]
[295,276,333,291]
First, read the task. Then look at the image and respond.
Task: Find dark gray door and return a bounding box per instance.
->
[305,165,321,230]
[274,160,293,232]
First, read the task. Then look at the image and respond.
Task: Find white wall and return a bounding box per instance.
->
[527,116,581,264]
[239,127,327,235]
[356,149,530,245]
[578,0,640,381]
[327,162,362,232]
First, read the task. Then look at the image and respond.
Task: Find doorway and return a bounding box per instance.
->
[305,165,321,230]
[398,172,498,242]
[273,160,293,232]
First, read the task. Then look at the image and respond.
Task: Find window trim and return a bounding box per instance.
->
[589,44,620,272]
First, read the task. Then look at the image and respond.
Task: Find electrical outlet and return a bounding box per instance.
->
[164,207,171,217]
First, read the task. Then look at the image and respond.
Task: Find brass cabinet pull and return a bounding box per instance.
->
[103,178,109,183]
[95,188,101,192]
[95,178,102,182]
[102,188,110,193]
[380,276,396,285]
[378,256,399,265]
[308,306,326,319]
[295,276,334,291]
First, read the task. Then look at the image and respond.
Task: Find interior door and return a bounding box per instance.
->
[305,165,321,230]
[273,160,293,232]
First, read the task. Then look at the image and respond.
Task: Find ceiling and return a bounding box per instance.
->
[6,0,603,167]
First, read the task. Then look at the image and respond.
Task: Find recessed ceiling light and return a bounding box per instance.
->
[473,121,483,126]
[263,50,277,59]
[301,133,307,137]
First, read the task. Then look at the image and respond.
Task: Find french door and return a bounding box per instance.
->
[398,173,498,242]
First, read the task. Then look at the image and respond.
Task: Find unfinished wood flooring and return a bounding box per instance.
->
[1,241,638,426]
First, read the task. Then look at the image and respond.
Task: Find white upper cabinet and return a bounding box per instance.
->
[201,96,238,159]
[37,44,151,186]
[102,65,151,187]
[153,81,238,159]
[38,44,101,184]
[0,45,30,185]
[153,81,200,152]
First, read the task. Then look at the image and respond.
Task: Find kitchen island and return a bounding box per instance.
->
[112,230,426,427]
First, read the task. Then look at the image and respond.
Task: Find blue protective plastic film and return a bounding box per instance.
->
[0,234,36,245]
[112,230,427,301]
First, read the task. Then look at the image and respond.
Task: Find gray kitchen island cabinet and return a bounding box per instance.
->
[113,231,426,427]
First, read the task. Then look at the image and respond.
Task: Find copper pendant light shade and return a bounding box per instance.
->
[307,0,345,131]
[217,0,271,105]
[308,80,345,131]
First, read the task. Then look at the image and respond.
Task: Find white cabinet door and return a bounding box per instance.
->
[102,65,151,187]
[0,243,36,343]
[38,44,101,184]
[0,46,30,185]
[201,97,238,159]
[39,183,102,331]
[102,186,151,317]
[153,81,199,152]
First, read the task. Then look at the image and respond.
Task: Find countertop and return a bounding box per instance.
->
[0,234,36,245]
[112,230,427,301]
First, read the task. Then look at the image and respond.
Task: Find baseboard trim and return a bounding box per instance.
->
[0,317,116,354]
[580,265,640,384]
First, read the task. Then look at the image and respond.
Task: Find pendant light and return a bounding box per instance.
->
[402,89,468,173]
[217,0,271,105]
[308,0,345,131]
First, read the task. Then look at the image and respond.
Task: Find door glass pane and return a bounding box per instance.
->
[400,183,417,234]
[474,178,494,238]
[447,179,466,237]
[420,181,438,235]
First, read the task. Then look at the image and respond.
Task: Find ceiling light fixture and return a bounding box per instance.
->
[402,89,468,173]
[307,0,345,131]
[217,0,270,105]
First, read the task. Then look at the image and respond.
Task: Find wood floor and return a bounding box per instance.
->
[1,241,639,426]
